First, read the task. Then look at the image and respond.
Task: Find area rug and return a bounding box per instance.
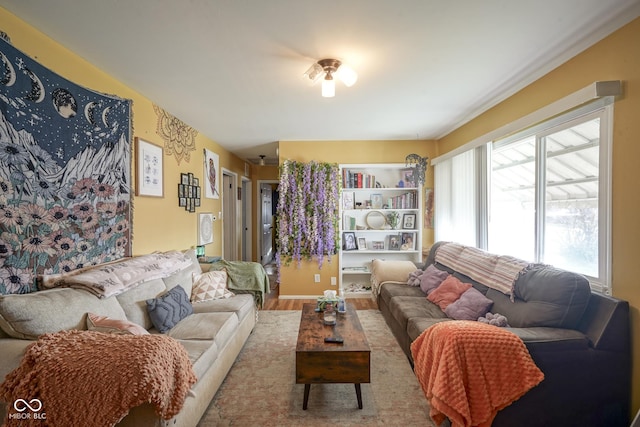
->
[197,309,434,426]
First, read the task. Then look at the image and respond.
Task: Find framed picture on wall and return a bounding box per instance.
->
[135,138,164,197]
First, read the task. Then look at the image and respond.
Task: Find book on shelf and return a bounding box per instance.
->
[342,169,376,188]
[343,215,356,230]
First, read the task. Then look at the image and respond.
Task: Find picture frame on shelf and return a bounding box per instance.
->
[135,137,164,197]
[342,191,355,210]
[401,168,415,188]
[343,232,358,251]
[402,213,417,229]
[388,234,401,250]
[401,232,415,251]
[357,237,367,250]
[370,193,383,209]
[372,241,385,250]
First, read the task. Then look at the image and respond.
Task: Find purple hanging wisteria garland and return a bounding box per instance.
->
[275,160,339,277]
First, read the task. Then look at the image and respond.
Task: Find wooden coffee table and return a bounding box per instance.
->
[295,303,371,410]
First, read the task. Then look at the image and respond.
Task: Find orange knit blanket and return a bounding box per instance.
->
[0,330,197,427]
[410,321,544,427]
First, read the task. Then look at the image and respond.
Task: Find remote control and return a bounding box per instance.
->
[324,337,344,344]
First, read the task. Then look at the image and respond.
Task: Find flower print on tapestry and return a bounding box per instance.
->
[0,37,132,294]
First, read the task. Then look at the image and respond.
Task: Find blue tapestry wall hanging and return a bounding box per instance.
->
[0,37,132,294]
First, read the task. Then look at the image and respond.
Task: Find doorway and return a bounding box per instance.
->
[222,170,237,261]
[258,180,278,265]
[241,178,252,261]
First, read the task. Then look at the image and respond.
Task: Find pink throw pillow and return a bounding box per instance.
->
[87,313,149,335]
[420,264,449,295]
[427,275,472,310]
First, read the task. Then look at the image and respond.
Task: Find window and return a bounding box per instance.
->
[433,91,613,294]
[490,110,608,290]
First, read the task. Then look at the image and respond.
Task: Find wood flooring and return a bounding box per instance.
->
[262,282,378,310]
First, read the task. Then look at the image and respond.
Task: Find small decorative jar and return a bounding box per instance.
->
[323,303,337,325]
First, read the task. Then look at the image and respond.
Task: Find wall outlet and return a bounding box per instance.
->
[330,277,337,286]
[314,274,321,283]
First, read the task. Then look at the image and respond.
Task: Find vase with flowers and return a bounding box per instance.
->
[386,211,400,229]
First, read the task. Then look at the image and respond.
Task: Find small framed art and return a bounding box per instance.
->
[402,213,417,229]
[357,237,367,250]
[370,193,383,209]
[343,232,358,251]
[135,137,164,197]
[401,232,415,250]
[388,234,400,250]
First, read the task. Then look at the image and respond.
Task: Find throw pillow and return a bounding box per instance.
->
[427,275,471,310]
[86,312,149,335]
[191,270,235,303]
[146,286,194,333]
[444,287,494,321]
[420,264,449,295]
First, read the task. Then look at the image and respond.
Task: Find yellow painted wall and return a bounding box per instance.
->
[277,139,436,296]
[1,7,249,259]
[438,17,640,415]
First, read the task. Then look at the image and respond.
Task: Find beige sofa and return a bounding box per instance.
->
[0,250,257,427]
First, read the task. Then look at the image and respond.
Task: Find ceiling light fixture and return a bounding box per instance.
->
[259,155,266,166]
[304,58,358,98]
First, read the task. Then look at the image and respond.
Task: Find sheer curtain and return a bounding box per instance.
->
[434,149,476,246]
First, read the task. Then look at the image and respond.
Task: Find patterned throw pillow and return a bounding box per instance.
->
[146,286,194,333]
[86,312,149,335]
[191,270,235,303]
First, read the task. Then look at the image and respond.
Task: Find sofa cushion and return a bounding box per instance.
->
[406,317,450,342]
[116,278,167,329]
[490,266,591,329]
[427,275,471,310]
[191,293,255,322]
[379,282,425,307]
[444,287,494,320]
[0,288,127,340]
[388,296,448,334]
[87,313,149,335]
[420,264,449,295]
[191,270,235,303]
[177,339,219,381]
[146,286,194,333]
[163,249,202,296]
[167,312,239,350]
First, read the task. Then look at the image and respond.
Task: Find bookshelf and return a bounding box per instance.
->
[338,163,422,296]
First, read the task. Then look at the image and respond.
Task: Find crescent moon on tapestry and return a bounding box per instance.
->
[84,101,98,126]
[0,51,15,86]
[102,106,111,128]
[23,67,45,103]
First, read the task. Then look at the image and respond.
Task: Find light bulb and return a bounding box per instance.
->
[336,64,358,87]
[322,76,335,98]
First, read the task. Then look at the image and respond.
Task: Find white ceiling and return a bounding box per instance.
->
[1,0,639,165]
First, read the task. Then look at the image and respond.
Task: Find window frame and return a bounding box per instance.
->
[433,84,616,294]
